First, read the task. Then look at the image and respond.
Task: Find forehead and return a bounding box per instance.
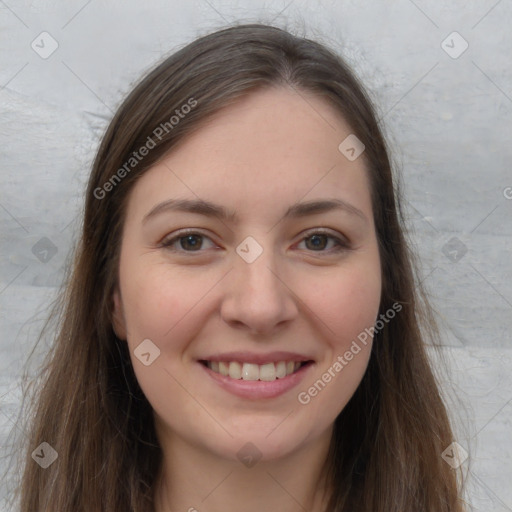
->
[126,86,373,225]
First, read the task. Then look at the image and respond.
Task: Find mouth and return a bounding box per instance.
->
[198,359,314,381]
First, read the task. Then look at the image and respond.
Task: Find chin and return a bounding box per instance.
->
[216,428,315,465]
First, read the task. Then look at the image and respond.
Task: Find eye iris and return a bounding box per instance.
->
[181,234,202,250]
[306,234,327,250]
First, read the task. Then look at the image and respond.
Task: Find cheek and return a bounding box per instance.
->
[119,261,208,410]
[300,259,381,344]
[297,339,372,426]
[120,260,206,341]
[292,257,381,416]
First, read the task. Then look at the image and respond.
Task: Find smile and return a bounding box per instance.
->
[200,360,310,381]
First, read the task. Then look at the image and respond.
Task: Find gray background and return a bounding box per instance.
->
[1,0,511,510]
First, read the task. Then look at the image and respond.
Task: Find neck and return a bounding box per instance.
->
[153,427,333,512]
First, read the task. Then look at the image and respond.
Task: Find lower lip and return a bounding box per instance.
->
[198,361,314,400]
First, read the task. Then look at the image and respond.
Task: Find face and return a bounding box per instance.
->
[112,86,382,464]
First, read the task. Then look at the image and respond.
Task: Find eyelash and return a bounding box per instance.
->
[160,229,350,255]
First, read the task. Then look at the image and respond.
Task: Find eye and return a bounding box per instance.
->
[160,228,350,255]
[160,230,216,252]
[296,230,350,253]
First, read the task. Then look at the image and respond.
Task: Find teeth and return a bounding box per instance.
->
[275,361,287,378]
[205,360,306,380]
[259,362,275,381]
[228,361,242,379]
[219,361,229,376]
[242,363,260,381]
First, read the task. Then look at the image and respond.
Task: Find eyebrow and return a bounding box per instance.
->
[142,197,368,225]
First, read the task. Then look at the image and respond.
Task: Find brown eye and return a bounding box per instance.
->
[304,234,329,251]
[177,234,203,251]
[160,229,349,255]
[161,231,216,252]
[298,231,350,253]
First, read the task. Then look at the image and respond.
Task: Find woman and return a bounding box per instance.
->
[14,23,467,511]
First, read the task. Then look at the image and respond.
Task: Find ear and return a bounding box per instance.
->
[112,288,127,340]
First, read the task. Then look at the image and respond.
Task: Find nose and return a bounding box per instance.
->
[220,243,298,336]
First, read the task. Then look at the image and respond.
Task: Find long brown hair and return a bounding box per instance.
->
[9,22,468,511]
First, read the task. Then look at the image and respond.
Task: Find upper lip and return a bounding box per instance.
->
[198,351,314,365]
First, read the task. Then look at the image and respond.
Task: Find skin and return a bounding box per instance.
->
[112,86,382,512]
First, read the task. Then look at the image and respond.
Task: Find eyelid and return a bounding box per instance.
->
[159,228,218,251]
[299,227,350,246]
[160,227,351,253]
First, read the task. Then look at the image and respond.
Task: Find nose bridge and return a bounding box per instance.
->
[221,234,296,333]
[236,234,284,302]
